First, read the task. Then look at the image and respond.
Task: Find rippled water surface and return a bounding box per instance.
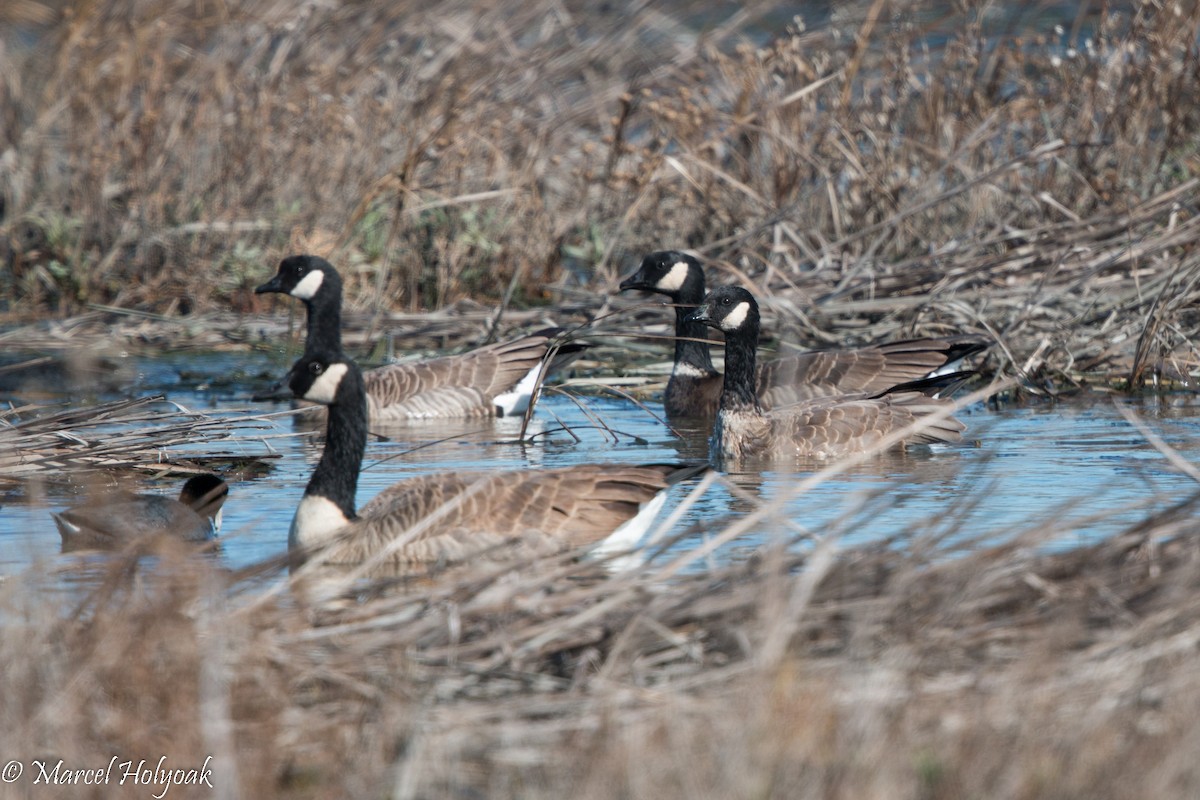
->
[4,351,1200,577]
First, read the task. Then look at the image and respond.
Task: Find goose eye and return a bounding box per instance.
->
[308,362,324,375]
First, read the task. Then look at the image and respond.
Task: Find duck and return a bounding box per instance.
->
[619,250,987,420]
[687,286,968,463]
[53,473,228,551]
[255,254,582,420]
[278,344,705,567]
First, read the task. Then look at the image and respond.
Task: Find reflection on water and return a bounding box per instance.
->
[4,351,1200,580]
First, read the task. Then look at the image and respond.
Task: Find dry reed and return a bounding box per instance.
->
[0,395,287,492]
[0,0,1197,389]
[3,449,1200,798]
[4,2,1200,797]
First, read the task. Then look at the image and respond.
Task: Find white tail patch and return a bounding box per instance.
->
[928,359,965,377]
[655,260,691,292]
[589,488,669,566]
[289,494,351,549]
[290,269,325,300]
[302,362,349,405]
[493,362,543,417]
[720,301,750,331]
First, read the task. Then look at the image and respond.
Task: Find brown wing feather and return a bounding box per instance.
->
[319,464,691,566]
[757,336,985,408]
[299,333,552,421]
[670,336,987,419]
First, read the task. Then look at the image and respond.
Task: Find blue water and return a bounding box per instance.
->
[3,350,1200,578]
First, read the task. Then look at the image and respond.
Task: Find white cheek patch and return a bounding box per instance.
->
[655,261,690,293]
[303,363,349,404]
[672,362,710,378]
[290,269,325,300]
[720,301,750,331]
[290,495,351,549]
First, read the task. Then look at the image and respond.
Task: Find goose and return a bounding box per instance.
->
[688,286,968,462]
[278,344,705,566]
[255,254,581,420]
[619,250,987,420]
[53,474,228,551]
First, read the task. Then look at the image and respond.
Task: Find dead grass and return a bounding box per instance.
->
[4,2,1200,797]
[3,468,1200,798]
[1,0,1198,389]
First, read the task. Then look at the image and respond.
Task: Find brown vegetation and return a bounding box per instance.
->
[4,1,1200,797]
[3,470,1200,798]
[0,0,1198,390]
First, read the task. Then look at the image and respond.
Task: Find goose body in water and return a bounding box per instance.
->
[688,286,969,463]
[280,345,704,566]
[256,255,581,420]
[53,474,228,551]
[620,250,986,421]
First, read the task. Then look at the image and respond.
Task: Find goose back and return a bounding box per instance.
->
[362,332,557,420]
[313,463,694,566]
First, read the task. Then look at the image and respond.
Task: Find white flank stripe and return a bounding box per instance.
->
[494,362,542,417]
[589,488,669,564]
[52,513,81,537]
[290,494,351,549]
[290,269,325,300]
[656,261,690,292]
[303,363,349,405]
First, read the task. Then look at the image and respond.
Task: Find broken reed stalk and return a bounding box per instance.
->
[0,396,287,480]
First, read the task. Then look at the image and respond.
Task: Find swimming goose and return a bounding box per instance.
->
[688,286,968,462]
[619,250,987,420]
[53,474,228,551]
[256,254,580,420]
[280,345,704,566]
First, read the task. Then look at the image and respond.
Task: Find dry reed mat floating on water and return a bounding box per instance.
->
[0,396,285,482]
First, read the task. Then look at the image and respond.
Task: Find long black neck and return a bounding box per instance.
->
[719,322,761,412]
[304,284,344,353]
[305,364,367,520]
[674,302,717,375]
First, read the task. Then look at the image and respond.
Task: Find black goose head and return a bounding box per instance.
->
[255,254,343,303]
[618,250,706,302]
[285,349,362,407]
[178,474,229,532]
[687,285,760,335]
[179,474,228,517]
